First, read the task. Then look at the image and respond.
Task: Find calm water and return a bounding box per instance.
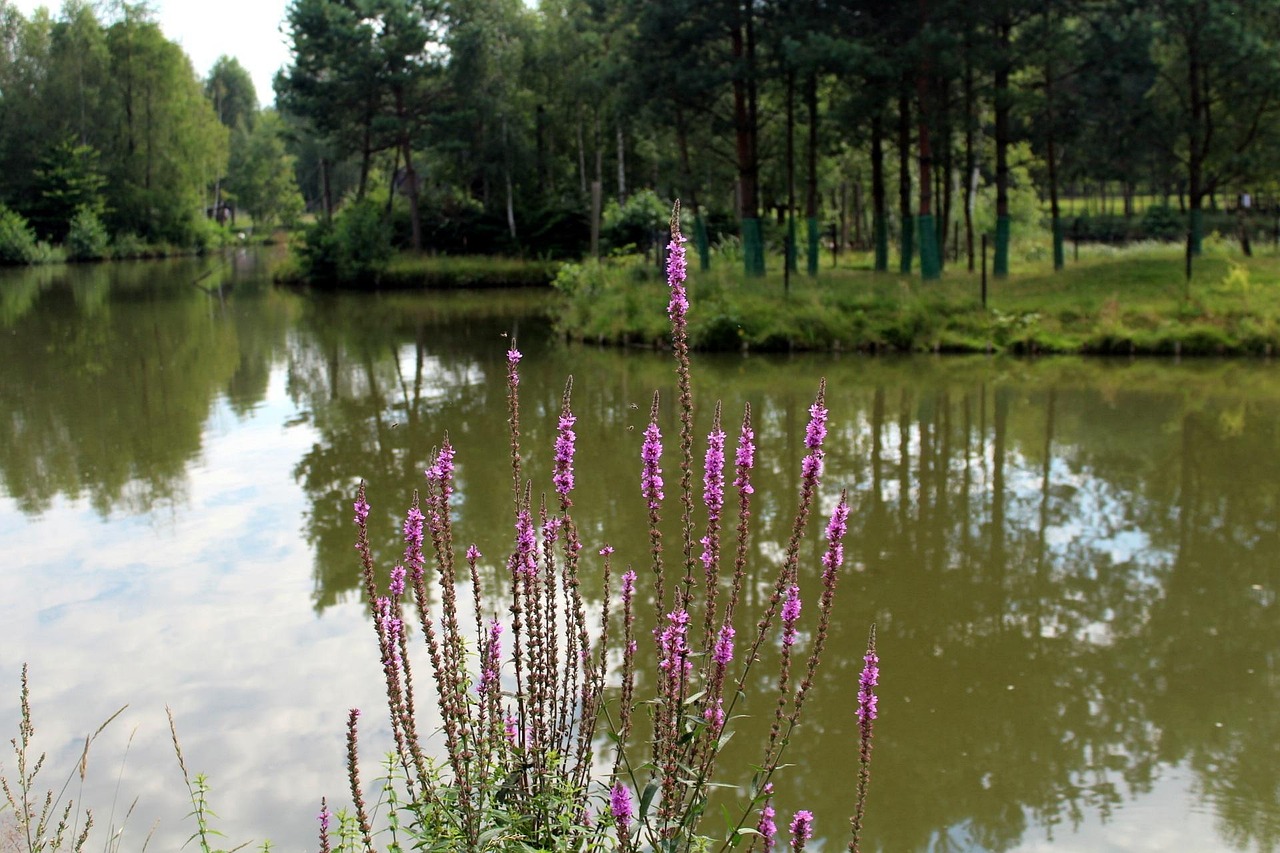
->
[1,253,1278,852]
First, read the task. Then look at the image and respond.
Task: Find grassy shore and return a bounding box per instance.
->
[552,239,1280,355]
[273,250,560,288]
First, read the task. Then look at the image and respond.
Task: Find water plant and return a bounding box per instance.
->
[336,201,879,851]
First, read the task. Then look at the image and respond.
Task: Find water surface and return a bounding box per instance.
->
[1,255,1277,852]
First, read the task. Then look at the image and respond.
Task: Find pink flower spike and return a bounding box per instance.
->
[610,781,634,836]
[789,810,814,851]
[782,584,802,646]
[641,421,664,509]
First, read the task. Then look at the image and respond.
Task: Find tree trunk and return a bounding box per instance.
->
[993,15,1011,277]
[916,28,940,281]
[616,123,626,203]
[402,137,421,250]
[785,68,797,287]
[1187,22,1205,263]
[733,0,762,275]
[964,35,976,271]
[1044,21,1063,270]
[871,109,888,272]
[898,78,913,273]
[577,109,587,197]
[805,70,819,275]
[939,79,953,268]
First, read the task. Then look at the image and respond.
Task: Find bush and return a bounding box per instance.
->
[298,199,395,285]
[111,231,149,259]
[602,189,670,253]
[66,207,111,261]
[0,204,39,265]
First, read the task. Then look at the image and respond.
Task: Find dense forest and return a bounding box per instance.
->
[3,0,1280,275]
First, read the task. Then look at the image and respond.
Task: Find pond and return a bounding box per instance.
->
[1,252,1277,852]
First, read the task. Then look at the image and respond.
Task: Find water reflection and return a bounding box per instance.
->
[0,252,293,515]
[0,261,1276,851]
[290,308,1280,850]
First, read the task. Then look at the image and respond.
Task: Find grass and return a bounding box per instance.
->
[274,250,560,289]
[553,236,1280,356]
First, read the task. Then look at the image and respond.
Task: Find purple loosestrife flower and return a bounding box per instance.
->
[801,390,828,480]
[713,623,736,667]
[376,597,403,669]
[704,697,725,731]
[804,402,828,450]
[622,569,638,656]
[513,508,537,577]
[641,421,665,508]
[789,810,814,851]
[822,501,850,576]
[734,421,756,494]
[318,798,332,853]
[477,618,502,693]
[506,347,522,382]
[703,425,726,520]
[610,781,634,836]
[553,409,577,500]
[857,641,880,724]
[666,232,689,325]
[782,584,802,646]
[757,783,777,852]
[402,502,426,582]
[353,496,370,524]
[389,565,406,598]
[600,545,615,556]
[504,713,519,745]
[657,609,693,674]
[465,544,481,562]
[402,505,425,549]
[425,443,456,499]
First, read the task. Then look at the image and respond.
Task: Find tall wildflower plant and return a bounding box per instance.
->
[337,201,879,852]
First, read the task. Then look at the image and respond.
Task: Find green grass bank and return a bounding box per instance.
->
[552,240,1280,356]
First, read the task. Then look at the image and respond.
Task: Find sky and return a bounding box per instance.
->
[11,0,294,107]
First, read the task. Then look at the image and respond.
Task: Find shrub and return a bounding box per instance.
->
[0,204,39,265]
[602,189,670,254]
[298,199,394,285]
[111,231,149,259]
[66,207,111,261]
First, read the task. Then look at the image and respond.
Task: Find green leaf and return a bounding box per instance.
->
[638,780,660,821]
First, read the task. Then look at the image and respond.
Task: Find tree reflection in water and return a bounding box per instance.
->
[1,266,1275,851]
[290,305,1279,852]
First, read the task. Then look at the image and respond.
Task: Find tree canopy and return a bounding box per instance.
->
[3,0,1279,268]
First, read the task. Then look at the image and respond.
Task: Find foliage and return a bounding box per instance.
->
[0,204,40,265]
[226,111,306,231]
[103,10,230,245]
[65,207,110,261]
[205,55,258,132]
[28,137,107,242]
[297,199,395,284]
[602,189,671,253]
[334,209,880,851]
[974,143,1047,242]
